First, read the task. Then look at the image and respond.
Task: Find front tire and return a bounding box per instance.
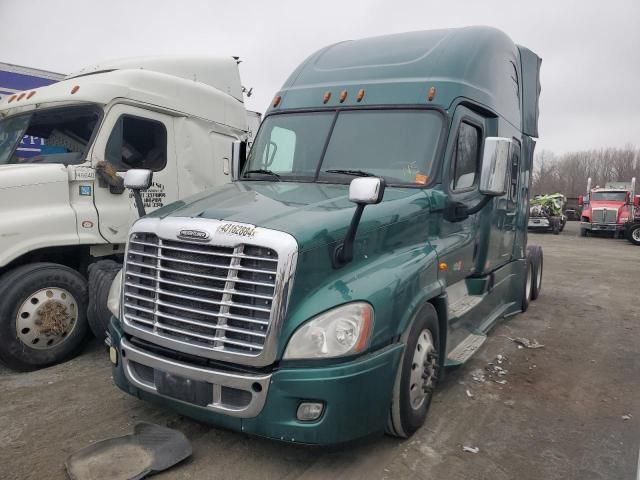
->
[628,224,640,246]
[530,246,543,300]
[387,304,441,438]
[0,263,88,371]
[87,260,121,342]
[521,254,534,312]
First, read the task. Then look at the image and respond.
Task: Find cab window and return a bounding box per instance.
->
[451,122,481,190]
[105,115,167,171]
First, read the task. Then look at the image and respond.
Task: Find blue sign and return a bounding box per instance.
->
[79,185,92,196]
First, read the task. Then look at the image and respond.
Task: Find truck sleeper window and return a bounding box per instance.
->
[105,115,167,171]
[0,106,101,165]
[244,109,442,186]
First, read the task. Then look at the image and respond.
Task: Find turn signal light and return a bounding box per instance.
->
[272,95,281,107]
[71,85,80,94]
[427,86,436,101]
[439,262,448,271]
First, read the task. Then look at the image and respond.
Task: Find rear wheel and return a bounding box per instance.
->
[628,224,640,246]
[530,246,543,300]
[386,304,441,438]
[87,260,121,342]
[521,254,534,312]
[0,263,88,371]
[552,217,560,235]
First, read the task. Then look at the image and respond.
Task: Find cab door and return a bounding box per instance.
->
[437,106,487,287]
[90,104,178,244]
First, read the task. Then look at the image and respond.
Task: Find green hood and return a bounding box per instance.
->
[149,181,431,252]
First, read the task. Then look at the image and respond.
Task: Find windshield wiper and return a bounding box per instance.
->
[243,169,281,181]
[324,169,376,177]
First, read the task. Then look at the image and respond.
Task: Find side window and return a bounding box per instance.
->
[262,126,295,172]
[451,122,480,190]
[510,142,520,200]
[105,115,167,171]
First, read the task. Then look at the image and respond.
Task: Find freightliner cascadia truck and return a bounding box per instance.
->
[107,27,543,444]
[0,56,254,370]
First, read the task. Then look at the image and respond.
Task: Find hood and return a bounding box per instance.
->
[149,181,430,251]
[0,163,69,190]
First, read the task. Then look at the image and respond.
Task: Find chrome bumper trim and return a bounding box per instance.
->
[121,338,271,418]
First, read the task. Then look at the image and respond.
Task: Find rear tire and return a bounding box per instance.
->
[0,263,88,371]
[386,304,441,438]
[552,217,560,235]
[530,246,543,300]
[87,260,122,342]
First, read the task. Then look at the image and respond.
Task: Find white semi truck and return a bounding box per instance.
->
[0,56,256,370]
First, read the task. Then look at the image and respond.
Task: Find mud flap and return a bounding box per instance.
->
[65,422,192,480]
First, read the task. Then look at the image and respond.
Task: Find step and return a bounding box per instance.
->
[446,333,487,365]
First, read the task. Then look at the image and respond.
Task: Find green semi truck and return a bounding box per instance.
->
[107,26,543,444]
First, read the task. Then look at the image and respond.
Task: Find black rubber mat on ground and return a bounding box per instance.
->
[65,422,192,480]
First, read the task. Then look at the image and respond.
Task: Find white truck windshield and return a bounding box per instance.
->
[591,191,627,202]
[0,105,101,165]
[243,109,442,186]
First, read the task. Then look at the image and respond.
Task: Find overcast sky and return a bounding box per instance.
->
[2,0,638,154]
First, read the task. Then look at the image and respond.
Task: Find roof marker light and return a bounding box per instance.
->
[427,86,436,101]
[27,91,36,99]
[356,89,365,102]
[17,92,26,101]
[8,95,17,103]
[272,95,281,107]
[71,85,80,94]
[323,91,331,104]
[438,262,448,271]
[339,90,348,103]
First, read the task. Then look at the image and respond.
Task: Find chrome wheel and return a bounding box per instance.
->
[536,260,542,292]
[525,263,533,300]
[15,288,78,350]
[408,329,438,410]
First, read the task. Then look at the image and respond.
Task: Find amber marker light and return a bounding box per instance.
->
[339,90,348,103]
[272,95,281,107]
[8,95,16,103]
[427,86,436,101]
[27,91,36,99]
[71,85,80,94]
[356,89,365,102]
[323,91,332,104]
[353,304,373,353]
[17,92,26,100]
[439,262,448,271]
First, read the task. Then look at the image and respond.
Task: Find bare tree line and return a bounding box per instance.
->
[532,146,640,196]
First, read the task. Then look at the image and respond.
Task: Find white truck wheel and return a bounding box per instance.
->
[0,263,88,371]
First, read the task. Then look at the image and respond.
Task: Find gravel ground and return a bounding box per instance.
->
[1,221,638,480]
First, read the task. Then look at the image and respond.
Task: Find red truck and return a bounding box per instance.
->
[579,177,637,237]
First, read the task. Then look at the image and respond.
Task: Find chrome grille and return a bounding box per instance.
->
[592,208,617,224]
[123,232,278,355]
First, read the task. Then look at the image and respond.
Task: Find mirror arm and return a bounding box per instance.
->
[445,195,493,222]
[333,203,366,268]
[131,189,146,217]
[465,195,493,216]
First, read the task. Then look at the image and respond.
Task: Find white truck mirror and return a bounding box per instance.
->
[349,177,386,205]
[124,169,153,190]
[479,137,511,196]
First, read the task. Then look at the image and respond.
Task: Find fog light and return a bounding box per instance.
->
[296,402,324,421]
[109,346,118,365]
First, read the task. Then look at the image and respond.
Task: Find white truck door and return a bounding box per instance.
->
[90,105,178,244]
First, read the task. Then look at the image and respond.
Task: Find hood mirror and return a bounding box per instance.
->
[124,169,153,217]
[334,177,386,268]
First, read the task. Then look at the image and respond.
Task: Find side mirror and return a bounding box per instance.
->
[334,177,386,268]
[124,169,153,190]
[479,137,511,196]
[349,177,386,205]
[578,195,584,207]
[124,169,153,217]
[231,140,247,180]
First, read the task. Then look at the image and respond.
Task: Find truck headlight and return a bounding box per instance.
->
[283,302,373,360]
[107,269,123,320]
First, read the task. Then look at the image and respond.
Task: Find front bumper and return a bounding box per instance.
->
[581,222,625,232]
[109,318,404,445]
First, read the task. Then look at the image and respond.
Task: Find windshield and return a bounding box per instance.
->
[243,109,442,186]
[0,105,101,166]
[591,191,627,202]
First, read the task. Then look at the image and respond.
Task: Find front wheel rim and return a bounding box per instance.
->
[525,263,533,300]
[536,261,542,291]
[632,228,640,242]
[408,329,438,410]
[15,287,78,350]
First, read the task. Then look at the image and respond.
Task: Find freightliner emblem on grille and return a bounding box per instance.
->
[178,229,210,241]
